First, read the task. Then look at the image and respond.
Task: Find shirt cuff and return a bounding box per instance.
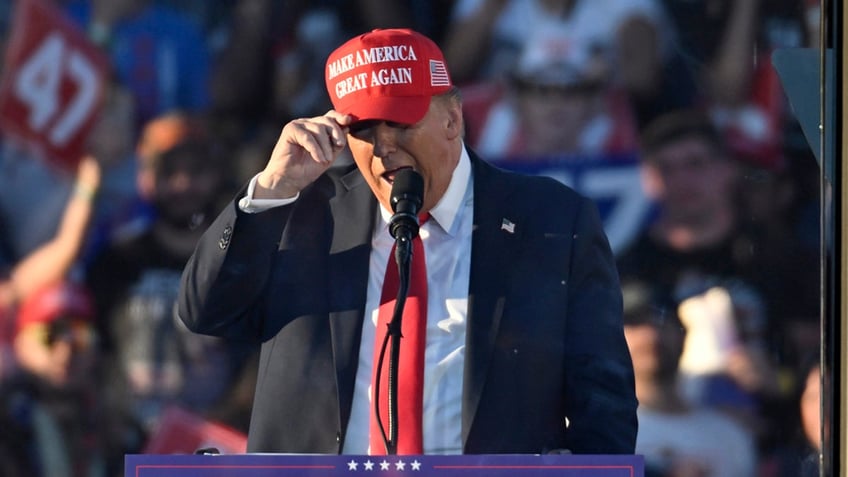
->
[238,173,299,213]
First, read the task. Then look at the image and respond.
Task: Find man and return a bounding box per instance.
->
[616,109,805,455]
[3,281,137,476]
[466,24,638,159]
[620,279,756,476]
[178,28,636,455]
[87,112,246,434]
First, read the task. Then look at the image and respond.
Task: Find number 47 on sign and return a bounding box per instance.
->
[0,0,109,170]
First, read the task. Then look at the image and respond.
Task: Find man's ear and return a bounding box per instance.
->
[445,103,463,140]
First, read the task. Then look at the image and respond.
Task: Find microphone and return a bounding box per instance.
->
[389,169,424,241]
[377,168,424,455]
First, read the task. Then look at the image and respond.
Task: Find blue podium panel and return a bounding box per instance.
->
[126,453,643,477]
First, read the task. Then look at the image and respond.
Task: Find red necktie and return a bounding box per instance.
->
[370,223,427,455]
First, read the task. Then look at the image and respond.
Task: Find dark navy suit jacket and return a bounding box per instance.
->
[178,150,638,455]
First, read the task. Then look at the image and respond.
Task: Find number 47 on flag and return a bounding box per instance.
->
[0,0,109,170]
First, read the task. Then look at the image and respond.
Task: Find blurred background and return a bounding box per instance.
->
[0,0,829,476]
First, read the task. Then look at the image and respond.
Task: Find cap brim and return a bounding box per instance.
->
[344,95,431,126]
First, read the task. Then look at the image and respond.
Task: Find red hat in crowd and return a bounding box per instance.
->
[16,282,94,336]
[324,28,453,126]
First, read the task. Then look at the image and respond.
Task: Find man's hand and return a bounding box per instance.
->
[255,111,352,199]
[73,154,102,201]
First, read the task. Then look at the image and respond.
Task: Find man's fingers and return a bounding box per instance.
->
[324,110,353,129]
[287,116,348,164]
[76,154,102,187]
[322,110,352,147]
[260,112,353,197]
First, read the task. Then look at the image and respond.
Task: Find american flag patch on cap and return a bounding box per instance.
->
[429,60,451,86]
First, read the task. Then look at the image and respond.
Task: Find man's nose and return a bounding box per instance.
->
[168,170,193,192]
[372,123,399,158]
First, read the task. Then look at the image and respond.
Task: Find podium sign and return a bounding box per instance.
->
[126,453,643,477]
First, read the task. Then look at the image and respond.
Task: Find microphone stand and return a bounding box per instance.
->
[375,168,423,455]
[389,235,413,455]
[374,235,413,455]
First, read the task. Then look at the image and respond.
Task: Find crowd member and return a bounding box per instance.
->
[0,155,101,381]
[660,0,810,107]
[0,81,137,272]
[441,0,689,129]
[0,142,85,265]
[463,25,639,159]
[63,0,211,129]
[661,0,762,109]
[81,82,152,262]
[0,154,100,308]
[85,111,247,437]
[759,353,823,477]
[659,0,811,181]
[0,281,139,477]
[622,279,756,477]
[616,109,816,453]
[178,28,636,455]
[795,359,824,475]
[459,24,649,254]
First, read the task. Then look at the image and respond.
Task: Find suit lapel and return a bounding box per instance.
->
[327,167,376,435]
[462,156,518,447]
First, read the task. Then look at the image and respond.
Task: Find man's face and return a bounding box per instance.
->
[346,95,463,214]
[516,82,602,155]
[154,147,224,225]
[624,315,685,383]
[642,137,738,222]
[801,364,822,450]
[14,319,97,388]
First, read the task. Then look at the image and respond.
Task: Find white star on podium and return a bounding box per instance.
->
[411,460,422,471]
[379,460,390,471]
[347,460,358,471]
[363,460,375,470]
[395,460,406,471]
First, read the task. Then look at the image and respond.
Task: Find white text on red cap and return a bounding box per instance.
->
[328,45,418,99]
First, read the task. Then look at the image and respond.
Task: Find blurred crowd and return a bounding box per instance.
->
[0,0,824,476]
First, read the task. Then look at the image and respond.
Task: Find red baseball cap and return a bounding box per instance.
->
[16,282,94,336]
[324,28,453,126]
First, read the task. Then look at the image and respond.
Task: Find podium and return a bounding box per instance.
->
[126,453,644,476]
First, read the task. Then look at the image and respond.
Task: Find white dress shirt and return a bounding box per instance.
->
[239,148,474,454]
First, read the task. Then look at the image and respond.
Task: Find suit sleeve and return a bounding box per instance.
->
[562,195,638,454]
[178,196,291,343]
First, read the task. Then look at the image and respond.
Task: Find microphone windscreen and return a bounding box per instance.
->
[390,169,424,213]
